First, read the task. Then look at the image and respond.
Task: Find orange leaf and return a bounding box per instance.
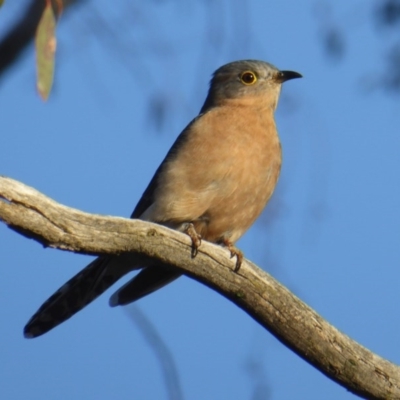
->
[35,2,57,101]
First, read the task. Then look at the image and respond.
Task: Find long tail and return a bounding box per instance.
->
[24,255,138,338]
[109,266,181,306]
[24,256,181,338]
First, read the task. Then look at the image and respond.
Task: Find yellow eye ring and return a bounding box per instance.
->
[240,71,257,85]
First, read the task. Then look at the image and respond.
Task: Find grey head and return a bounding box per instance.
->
[200,59,302,112]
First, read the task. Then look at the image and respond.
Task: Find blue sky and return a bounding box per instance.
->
[1,1,400,399]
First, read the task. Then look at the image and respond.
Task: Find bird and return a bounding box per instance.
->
[24,60,301,338]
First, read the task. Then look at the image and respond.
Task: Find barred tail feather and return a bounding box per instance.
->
[24,255,139,338]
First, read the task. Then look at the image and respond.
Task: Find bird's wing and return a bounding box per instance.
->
[24,117,203,337]
[130,116,200,219]
[108,117,206,308]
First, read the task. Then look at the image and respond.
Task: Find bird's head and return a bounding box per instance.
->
[201,60,302,112]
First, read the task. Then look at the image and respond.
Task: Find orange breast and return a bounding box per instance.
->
[148,100,282,244]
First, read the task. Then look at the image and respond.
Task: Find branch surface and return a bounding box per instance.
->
[1,175,399,400]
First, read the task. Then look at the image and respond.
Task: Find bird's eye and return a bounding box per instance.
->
[240,71,257,85]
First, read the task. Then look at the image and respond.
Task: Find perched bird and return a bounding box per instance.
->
[24,60,301,338]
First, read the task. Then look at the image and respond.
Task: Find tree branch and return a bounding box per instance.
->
[0,175,399,400]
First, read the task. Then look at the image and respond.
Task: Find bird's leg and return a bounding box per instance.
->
[222,239,243,272]
[184,223,202,257]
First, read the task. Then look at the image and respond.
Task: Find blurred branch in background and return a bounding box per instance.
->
[125,306,184,400]
[3,1,400,97]
[314,0,400,94]
[0,0,81,80]
[0,0,252,125]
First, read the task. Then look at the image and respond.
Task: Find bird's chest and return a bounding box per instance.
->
[199,121,282,242]
[151,107,282,243]
[210,115,281,198]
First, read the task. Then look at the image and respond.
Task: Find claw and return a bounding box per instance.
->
[185,223,202,258]
[222,239,243,272]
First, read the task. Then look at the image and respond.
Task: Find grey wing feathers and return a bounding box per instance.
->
[116,119,200,307]
[130,116,199,219]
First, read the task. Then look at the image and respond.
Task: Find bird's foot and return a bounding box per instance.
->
[185,223,202,257]
[222,239,243,272]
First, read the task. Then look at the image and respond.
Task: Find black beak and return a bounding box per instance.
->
[277,70,302,83]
